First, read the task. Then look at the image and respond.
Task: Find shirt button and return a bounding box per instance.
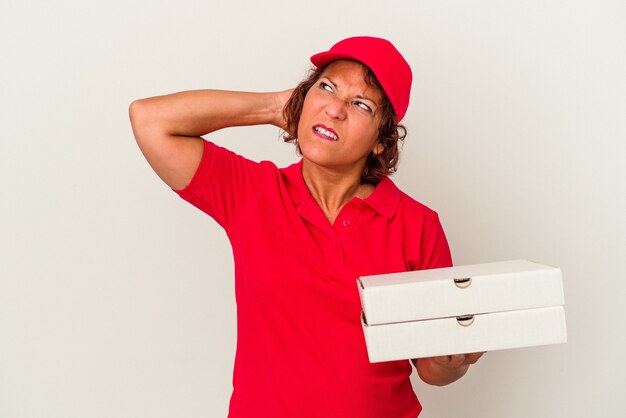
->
[342,219,351,227]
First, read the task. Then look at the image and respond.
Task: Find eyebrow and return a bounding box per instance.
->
[323,76,379,105]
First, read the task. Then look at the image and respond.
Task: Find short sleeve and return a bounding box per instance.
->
[173,140,274,232]
[417,215,453,270]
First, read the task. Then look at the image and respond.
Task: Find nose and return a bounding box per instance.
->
[324,96,348,120]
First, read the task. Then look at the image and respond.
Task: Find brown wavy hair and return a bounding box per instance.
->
[282,60,407,185]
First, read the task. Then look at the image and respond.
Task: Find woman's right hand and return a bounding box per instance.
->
[272,88,294,130]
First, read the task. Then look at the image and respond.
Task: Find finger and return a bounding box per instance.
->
[432,355,451,366]
[465,352,485,365]
[448,354,467,368]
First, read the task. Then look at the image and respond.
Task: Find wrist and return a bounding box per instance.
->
[269,89,292,129]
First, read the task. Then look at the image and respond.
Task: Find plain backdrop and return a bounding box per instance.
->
[1,1,625,417]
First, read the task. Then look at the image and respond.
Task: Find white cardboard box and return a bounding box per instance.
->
[358,260,567,362]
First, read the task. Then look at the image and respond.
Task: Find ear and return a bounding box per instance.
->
[372,142,384,156]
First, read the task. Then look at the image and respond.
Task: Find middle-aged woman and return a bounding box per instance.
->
[130,36,483,418]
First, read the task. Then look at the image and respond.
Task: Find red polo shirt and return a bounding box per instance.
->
[175,140,452,418]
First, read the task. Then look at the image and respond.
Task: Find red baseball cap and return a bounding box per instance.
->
[310,36,413,121]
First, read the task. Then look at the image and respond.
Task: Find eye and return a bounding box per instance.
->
[319,81,334,93]
[354,100,373,113]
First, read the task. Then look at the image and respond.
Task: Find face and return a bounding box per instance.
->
[297,60,384,175]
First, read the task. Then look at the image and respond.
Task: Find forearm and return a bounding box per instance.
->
[130,89,285,138]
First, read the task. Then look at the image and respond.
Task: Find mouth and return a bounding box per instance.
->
[312,124,339,141]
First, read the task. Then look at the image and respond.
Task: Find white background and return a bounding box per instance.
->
[1,1,625,417]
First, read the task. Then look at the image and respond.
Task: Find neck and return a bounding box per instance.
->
[301,159,375,224]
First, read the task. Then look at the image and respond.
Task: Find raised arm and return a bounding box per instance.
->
[129,89,290,190]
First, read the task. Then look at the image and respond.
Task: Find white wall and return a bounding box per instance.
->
[1,1,624,417]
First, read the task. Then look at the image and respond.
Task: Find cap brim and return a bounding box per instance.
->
[310,51,361,68]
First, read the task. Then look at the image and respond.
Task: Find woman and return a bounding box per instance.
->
[130,36,483,418]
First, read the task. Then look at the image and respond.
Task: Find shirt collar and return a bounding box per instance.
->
[362,176,401,220]
[281,159,309,207]
[281,159,401,220]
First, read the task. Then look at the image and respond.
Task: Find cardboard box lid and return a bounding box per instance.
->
[358,260,564,325]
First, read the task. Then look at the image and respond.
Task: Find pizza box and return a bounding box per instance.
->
[357,260,567,362]
[358,260,564,325]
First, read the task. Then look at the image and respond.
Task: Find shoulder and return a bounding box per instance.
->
[177,140,282,195]
[379,177,441,228]
[397,189,440,223]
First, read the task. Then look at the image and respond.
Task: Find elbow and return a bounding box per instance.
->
[129,99,147,132]
[129,99,155,146]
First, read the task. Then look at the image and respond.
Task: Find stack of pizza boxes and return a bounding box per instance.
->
[357,260,567,363]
